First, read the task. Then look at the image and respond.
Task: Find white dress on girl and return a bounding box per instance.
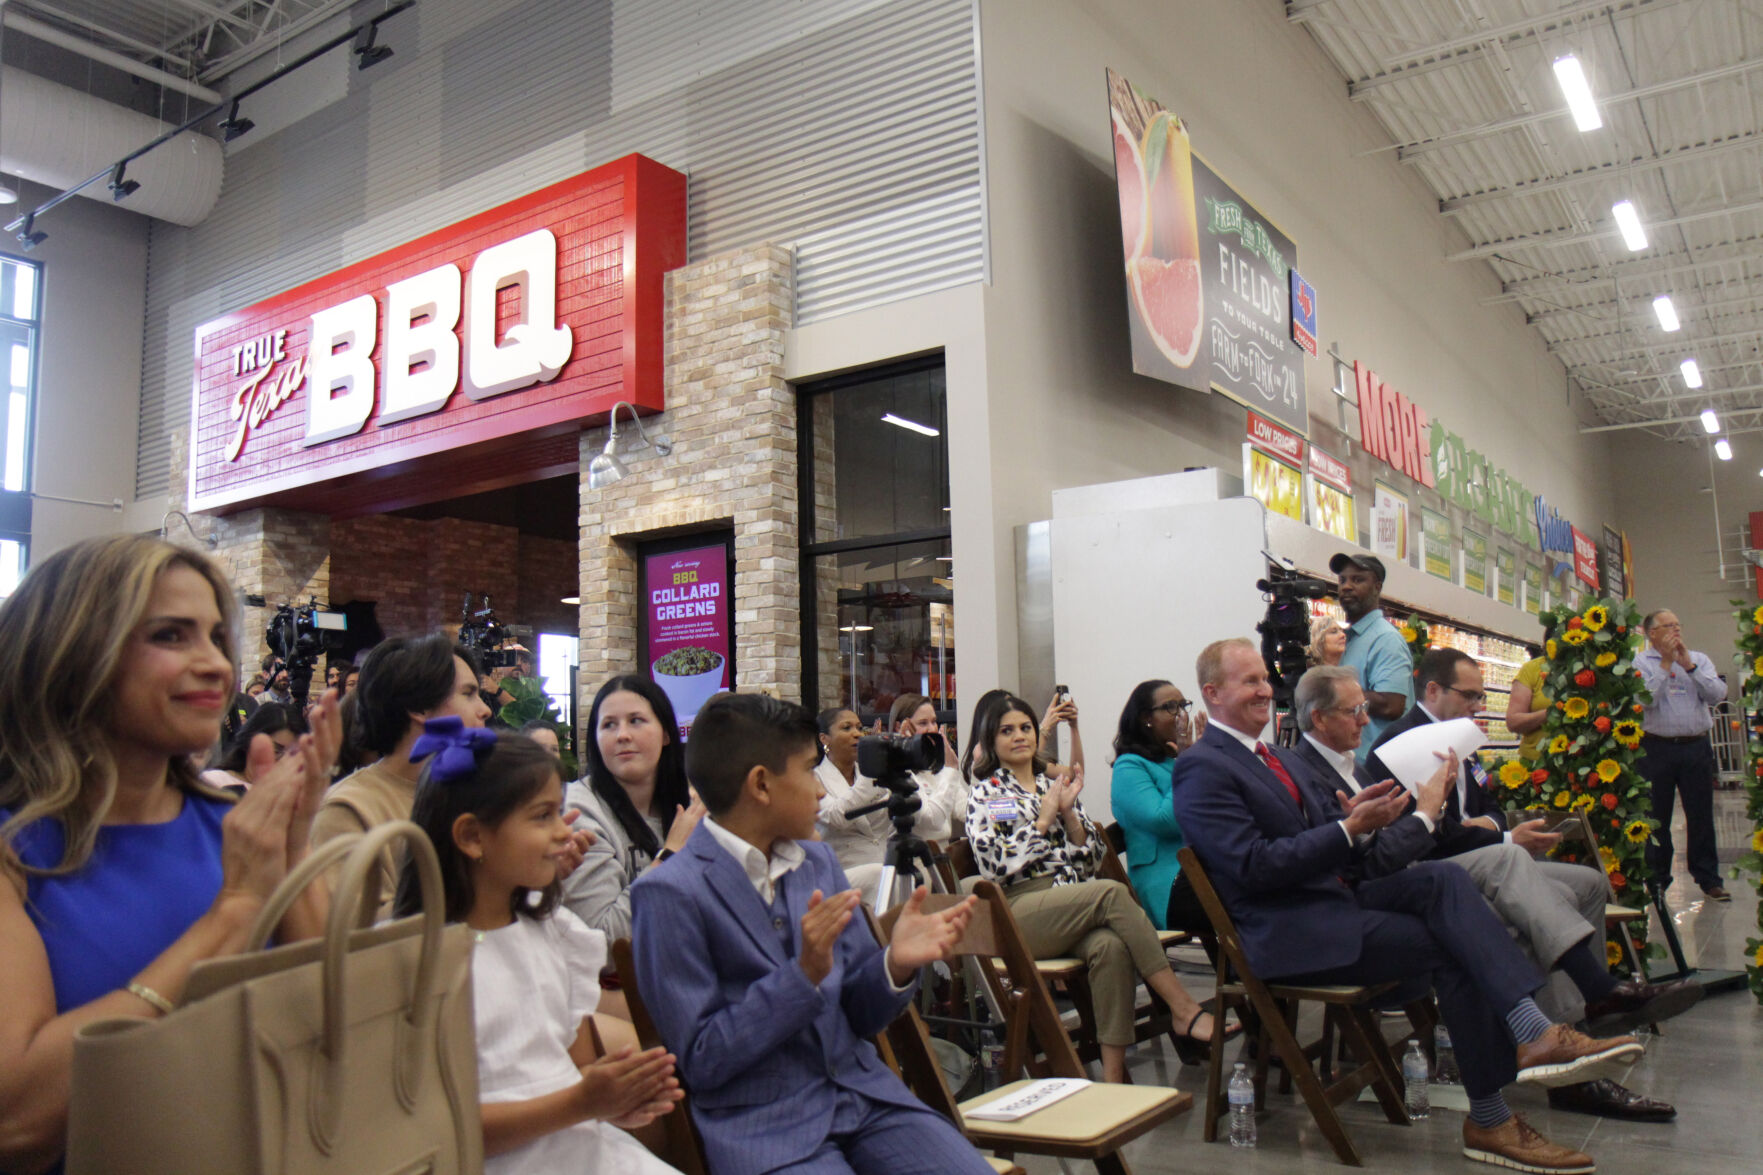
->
[472,907,679,1175]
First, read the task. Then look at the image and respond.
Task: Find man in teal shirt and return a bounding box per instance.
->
[1330,552,1414,762]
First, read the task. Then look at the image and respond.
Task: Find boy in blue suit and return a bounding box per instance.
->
[630,693,993,1175]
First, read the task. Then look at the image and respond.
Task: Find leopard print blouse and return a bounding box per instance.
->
[964,769,1104,888]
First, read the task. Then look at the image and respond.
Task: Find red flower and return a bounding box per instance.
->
[1594,716,1612,734]
[1568,617,1584,630]
[1632,704,1644,714]
[1575,669,1596,687]
[1610,872,1627,890]
[1601,793,1619,810]
[1596,701,1609,711]
[1617,626,1627,634]
[1530,768,1549,784]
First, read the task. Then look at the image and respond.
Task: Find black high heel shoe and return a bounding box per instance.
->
[1171,1008,1243,1065]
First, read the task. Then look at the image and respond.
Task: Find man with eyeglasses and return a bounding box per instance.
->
[1636,609,1730,901]
[1295,663,1697,1121]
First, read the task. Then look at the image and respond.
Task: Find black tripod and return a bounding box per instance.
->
[845,777,941,915]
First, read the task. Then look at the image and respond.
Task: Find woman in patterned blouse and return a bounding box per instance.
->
[964,694,1226,1082]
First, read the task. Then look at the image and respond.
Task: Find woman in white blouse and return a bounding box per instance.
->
[964,693,1228,1082]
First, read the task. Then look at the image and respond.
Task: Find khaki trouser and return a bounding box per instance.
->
[1004,876,1171,1046]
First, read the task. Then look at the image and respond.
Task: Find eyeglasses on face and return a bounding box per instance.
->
[1150,699,1192,716]
[1328,702,1370,718]
[1446,685,1486,706]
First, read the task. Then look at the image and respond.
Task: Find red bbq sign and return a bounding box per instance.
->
[188,154,687,515]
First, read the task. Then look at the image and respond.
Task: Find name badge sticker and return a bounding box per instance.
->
[985,797,1020,823]
[1469,762,1491,790]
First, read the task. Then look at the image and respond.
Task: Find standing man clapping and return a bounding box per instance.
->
[1635,610,1730,902]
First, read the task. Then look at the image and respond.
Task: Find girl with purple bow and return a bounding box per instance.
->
[395,717,685,1175]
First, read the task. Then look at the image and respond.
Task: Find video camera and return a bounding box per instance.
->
[458,593,519,670]
[1256,554,1334,709]
[848,730,946,912]
[856,730,944,786]
[254,595,348,708]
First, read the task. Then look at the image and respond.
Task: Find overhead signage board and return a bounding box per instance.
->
[1601,525,1627,599]
[1307,443,1354,542]
[644,542,733,729]
[1462,528,1489,596]
[1244,412,1304,522]
[1289,270,1318,358]
[1496,547,1515,607]
[1523,562,1543,615]
[1107,69,1307,436]
[1372,481,1409,564]
[1571,526,1600,590]
[188,154,687,515]
[1354,360,1434,490]
[1421,507,1454,582]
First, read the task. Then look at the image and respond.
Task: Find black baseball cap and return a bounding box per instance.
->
[1329,552,1386,583]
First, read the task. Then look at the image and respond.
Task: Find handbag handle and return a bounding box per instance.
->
[244,835,369,951]
[310,821,447,1152]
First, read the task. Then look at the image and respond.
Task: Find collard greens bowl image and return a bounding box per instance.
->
[653,647,725,721]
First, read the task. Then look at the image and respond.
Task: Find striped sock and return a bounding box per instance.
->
[1468,1093,1513,1130]
[1504,997,1553,1045]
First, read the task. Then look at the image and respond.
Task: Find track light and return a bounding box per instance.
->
[1652,295,1680,331]
[219,100,255,142]
[1552,55,1602,132]
[15,213,45,250]
[1715,438,1733,461]
[1701,408,1720,433]
[108,162,140,201]
[587,401,673,490]
[1682,358,1703,388]
[352,24,394,69]
[1610,200,1647,251]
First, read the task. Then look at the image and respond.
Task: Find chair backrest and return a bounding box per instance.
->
[1098,835,1131,887]
[945,837,979,882]
[877,883,1086,1081]
[1509,805,1619,902]
[1104,820,1128,856]
[611,938,709,1175]
[1177,846,1269,1001]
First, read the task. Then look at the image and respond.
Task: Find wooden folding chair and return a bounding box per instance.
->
[1522,807,1652,983]
[1177,848,1408,1167]
[878,886,1191,1175]
[610,939,709,1175]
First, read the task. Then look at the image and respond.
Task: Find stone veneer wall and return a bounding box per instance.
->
[576,246,798,715]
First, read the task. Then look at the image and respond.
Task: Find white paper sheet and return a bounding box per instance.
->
[1371,717,1486,793]
[964,1077,1091,1121]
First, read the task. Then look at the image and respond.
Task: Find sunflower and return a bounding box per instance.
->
[1753,604,1763,625]
[1595,652,1617,668]
[1624,819,1651,843]
[1548,734,1570,755]
[1751,827,1763,854]
[1401,626,1418,643]
[1498,760,1529,790]
[1553,790,1572,808]
[1613,719,1642,746]
[1546,638,1559,660]
[1754,654,1763,678]
[1606,940,1624,968]
[1595,759,1622,783]
[1571,794,1595,811]
[1584,605,1608,631]
[1598,846,1618,872]
[1755,942,1763,968]
[1564,697,1590,720]
[1561,629,1590,646]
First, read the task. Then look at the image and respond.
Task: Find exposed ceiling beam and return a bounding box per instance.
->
[25,2,195,69]
[1528,278,1763,327]
[196,0,357,83]
[1547,301,1763,350]
[1439,132,1763,215]
[162,0,253,32]
[1581,322,1763,362]
[1396,56,1763,162]
[1447,194,1763,261]
[1487,237,1763,301]
[3,10,220,102]
[1375,0,1691,70]
[1580,402,1763,433]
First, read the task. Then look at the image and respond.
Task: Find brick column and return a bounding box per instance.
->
[578,246,797,719]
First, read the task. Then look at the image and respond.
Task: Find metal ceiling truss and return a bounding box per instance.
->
[1439,130,1763,215]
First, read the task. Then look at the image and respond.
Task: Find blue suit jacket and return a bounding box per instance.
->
[1365,704,1505,858]
[1287,735,1442,881]
[629,822,921,1175]
[1169,724,1366,979]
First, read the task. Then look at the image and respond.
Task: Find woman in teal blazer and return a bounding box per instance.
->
[1110,679,1207,932]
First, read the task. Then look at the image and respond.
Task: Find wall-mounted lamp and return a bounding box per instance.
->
[159,509,218,550]
[352,23,394,69]
[108,162,140,201]
[588,401,673,489]
[219,100,256,142]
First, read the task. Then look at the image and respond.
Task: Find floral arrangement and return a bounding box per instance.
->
[1501,597,1658,968]
[1729,600,1763,1002]
[1399,614,1431,670]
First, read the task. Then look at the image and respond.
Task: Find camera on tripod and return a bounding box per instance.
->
[255,595,347,706]
[856,731,944,785]
[849,731,946,914]
[458,592,519,669]
[1256,556,1333,703]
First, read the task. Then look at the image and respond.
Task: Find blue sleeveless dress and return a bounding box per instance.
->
[6,792,230,1013]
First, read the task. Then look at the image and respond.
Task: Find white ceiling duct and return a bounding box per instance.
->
[0,66,223,227]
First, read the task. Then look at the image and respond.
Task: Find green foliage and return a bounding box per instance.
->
[496,674,579,778]
[1397,614,1430,670]
[1727,599,1763,1002]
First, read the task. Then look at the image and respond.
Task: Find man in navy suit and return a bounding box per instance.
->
[1172,638,1640,1173]
[630,693,993,1175]
[1293,664,1692,1121]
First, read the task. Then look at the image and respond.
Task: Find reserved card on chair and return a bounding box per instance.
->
[965,1078,1092,1121]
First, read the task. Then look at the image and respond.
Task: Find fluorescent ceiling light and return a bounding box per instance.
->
[1715,438,1733,461]
[1652,295,1680,331]
[1683,359,1704,388]
[1700,408,1720,433]
[1552,55,1603,132]
[838,624,874,632]
[881,412,940,437]
[1611,200,1648,251]
[560,596,580,605]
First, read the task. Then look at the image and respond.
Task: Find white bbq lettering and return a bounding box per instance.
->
[380,263,462,425]
[462,229,574,400]
[302,295,378,446]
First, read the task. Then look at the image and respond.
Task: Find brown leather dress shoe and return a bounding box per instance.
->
[1583,977,1703,1033]
[1463,1115,1594,1173]
[1703,885,1732,902]
[1515,1024,1642,1087]
[1547,1078,1676,1122]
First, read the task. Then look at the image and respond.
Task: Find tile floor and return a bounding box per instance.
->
[1008,788,1763,1173]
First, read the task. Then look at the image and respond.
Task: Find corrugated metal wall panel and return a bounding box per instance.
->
[136,0,983,498]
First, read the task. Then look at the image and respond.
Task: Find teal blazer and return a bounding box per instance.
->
[1111,752,1184,930]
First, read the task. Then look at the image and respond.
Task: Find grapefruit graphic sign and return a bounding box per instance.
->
[1106,69,1308,437]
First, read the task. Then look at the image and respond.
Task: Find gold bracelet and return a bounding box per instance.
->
[126,981,175,1015]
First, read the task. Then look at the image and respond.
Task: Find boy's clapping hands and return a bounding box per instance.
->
[885,887,977,985]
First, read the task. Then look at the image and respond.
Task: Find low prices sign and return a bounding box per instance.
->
[1307,443,1354,542]
[189,154,687,514]
[645,544,732,726]
[1245,411,1303,522]
[1571,526,1600,590]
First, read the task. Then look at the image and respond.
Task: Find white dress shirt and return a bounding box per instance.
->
[1213,719,1354,845]
[1415,702,1506,843]
[1304,732,1435,834]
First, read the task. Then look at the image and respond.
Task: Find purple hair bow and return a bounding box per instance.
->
[410,716,498,783]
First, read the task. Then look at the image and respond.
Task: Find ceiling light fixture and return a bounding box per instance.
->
[1610,200,1647,251]
[881,412,940,437]
[15,212,45,250]
[1715,438,1733,461]
[352,23,395,69]
[1552,55,1603,132]
[0,183,16,207]
[1682,358,1703,388]
[838,624,875,633]
[560,596,580,606]
[107,162,140,201]
[219,100,255,142]
[1700,408,1720,433]
[1652,295,1680,331]
[587,400,673,489]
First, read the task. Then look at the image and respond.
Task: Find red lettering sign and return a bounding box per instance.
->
[188,154,686,515]
[1247,411,1305,465]
[1355,361,1384,462]
[1571,526,1600,589]
[1308,444,1351,492]
[1352,359,1436,489]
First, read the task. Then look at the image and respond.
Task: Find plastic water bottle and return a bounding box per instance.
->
[1228,1062,1257,1148]
[1433,1022,1460,1084]
[1403,1039,1430,1120]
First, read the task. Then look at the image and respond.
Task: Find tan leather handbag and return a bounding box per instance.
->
[66,821,482,1175]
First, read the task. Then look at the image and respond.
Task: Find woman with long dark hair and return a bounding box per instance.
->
[201,702,308,793]
[1109,679,1207,932]
[562,676,705,942]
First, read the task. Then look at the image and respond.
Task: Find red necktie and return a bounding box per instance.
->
[1255,742,1305,810]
